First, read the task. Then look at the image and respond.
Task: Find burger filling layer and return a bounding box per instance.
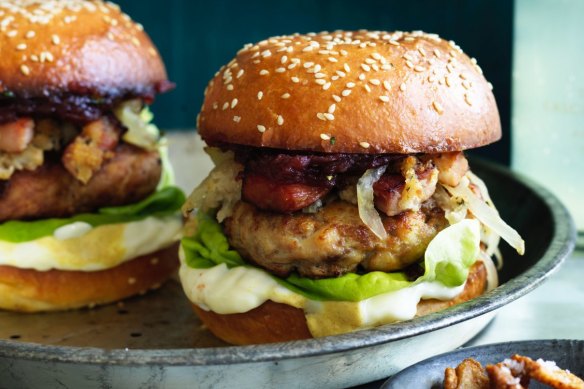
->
[0,99,184,272]
[181,148,524,336]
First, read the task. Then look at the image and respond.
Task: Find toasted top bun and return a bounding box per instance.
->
[198,30,501,154]
[0,0,169,99]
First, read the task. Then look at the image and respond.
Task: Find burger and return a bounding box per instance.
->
[180,30,524,344]
[0,0,184,312]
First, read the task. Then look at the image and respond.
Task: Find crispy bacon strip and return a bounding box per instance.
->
[242,173,330,213]
[0,118,34,153]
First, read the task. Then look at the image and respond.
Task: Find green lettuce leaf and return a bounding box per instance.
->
[182,212,480,302]
[0,186,185,243]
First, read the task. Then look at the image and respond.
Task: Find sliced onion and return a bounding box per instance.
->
[357,165,388,240]
[478,250,499,292]
[445,177,525,255]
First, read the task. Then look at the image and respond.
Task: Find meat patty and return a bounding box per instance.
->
[224,199,448,278]
[0,144,161,222]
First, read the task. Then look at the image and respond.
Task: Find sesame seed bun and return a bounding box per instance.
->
[193,261,487,345]
[198,31,501,153]
[0,0,169,99]
[0,243,178,312]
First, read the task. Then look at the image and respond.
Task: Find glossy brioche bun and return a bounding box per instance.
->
[198,31,501,154]
[0,243,179,312]
[0,0,169,99]
[194,261,487,345]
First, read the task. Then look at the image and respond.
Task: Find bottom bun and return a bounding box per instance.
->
[194,261,487,345]
[0,243,179,312]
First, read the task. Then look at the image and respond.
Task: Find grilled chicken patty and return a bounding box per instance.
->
[224,199,448,278]
[0,144,161,222]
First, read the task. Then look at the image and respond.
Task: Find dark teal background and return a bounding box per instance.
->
[118,0,512,164]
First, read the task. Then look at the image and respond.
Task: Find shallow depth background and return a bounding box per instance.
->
[118,0,513,165]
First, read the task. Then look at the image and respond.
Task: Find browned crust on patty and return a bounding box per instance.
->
[0,144,161,222]
[224,199,448,278]
[193,261,487,345]
[0,242,179,312]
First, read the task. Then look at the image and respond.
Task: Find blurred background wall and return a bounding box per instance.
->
[117,0,513,164]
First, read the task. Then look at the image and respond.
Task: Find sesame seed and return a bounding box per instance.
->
[328,104,336,113]
[340,49,348,56]
[400,83,406,92]
[322,82,331,90]
[233,116,241,122]
[231,98,238,108]
[359,141,370,149]
[257,91,263,100]
[281,55,288,64]
[359,73,366,81]
[471,57,478,65]
[464,93,473,106]
[459,72,467,80]
[303,61,314,68]
[372,52,382,60]
[432,101,444,113]
[15,43,26,51]
[341,89,352,97]
[320,133,331,140]
[361,64,371,72]
[418,47,427,57]
[251,52,260,59]
[379,95,390,102]
[20,64,30,76]
[222,102,229,110]
[213,102,218,109]
[227,84,234,91]
[260,70,269,75]
[328,57,338,63]
[428,75,436,83]
[487,82,494,90]
[383,81,391,91]
[277,115,284,125]
[51,34,60,45]
[389,40,400,46]
[257,125,266,133]
[433,48,441,58]
[315,79,327,85]
[372,64,379,72]
[381,64,393,70]
[414,65,425,72]
[7,30,17,38]
[405,60,414,69]
[344,63,351,72]
[236,69,244,78]
[403,54,414,61]
[317,113,326,121]
[261,50,271,57]
[364,84,372,93]
[25,31,35,39]
[30,54,39,62]
[276,67,286,73]
[446,63,454,73]
[365,58,376,65]
[332,95,342,103]
[281,93,291,99]
[336,70,346,77]
[324,113,335,121]
[314,64,322,72]
[314,72,326,78]
[346,82,355,88]
[291,76,300,83]
[369,79,381,86]
[445,76,452,87]
[287,63,297,69]
[302,46,314,52]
